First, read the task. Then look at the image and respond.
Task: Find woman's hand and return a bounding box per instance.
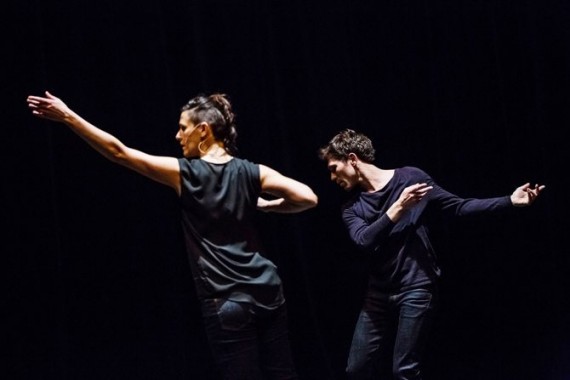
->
[27,91,72,123]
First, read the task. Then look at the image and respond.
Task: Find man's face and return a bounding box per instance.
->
[326,157,358,191]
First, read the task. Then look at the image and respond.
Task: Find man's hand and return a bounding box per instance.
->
[386,183,433,222]
[399,183,433,210]
[510,183,546,207]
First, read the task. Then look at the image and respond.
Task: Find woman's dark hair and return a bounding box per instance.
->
[318,129,376,163]
[181,93,239,156]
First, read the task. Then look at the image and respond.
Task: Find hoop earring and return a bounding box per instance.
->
[198,140,208,154]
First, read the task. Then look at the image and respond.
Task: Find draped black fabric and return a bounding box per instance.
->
[5,0,569,379]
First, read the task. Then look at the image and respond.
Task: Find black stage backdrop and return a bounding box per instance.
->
[4,1,569,379]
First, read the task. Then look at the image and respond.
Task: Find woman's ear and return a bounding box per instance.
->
[196,122,209,138]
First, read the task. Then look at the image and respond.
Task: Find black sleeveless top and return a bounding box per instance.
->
[178,157,284,310]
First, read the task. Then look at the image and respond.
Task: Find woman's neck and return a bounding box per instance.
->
[201,143,233,163]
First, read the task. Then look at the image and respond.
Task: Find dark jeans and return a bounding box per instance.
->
[201,298,299,380]
[346,286,437,380]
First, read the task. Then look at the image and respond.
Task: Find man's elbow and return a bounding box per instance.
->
[353,235,376,251]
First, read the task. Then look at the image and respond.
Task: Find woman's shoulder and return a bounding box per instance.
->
[232,156,256,165]
[229,157,259,170]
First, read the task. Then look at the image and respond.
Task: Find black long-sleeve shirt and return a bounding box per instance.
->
[341,166,512,291]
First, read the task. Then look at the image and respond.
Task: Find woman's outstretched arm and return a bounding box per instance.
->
[27,91,181,194]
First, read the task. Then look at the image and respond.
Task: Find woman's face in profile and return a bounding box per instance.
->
[176,111,202,158]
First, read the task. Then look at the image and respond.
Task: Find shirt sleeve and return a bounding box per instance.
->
[342,200,396,252]
[429,182,513,216]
